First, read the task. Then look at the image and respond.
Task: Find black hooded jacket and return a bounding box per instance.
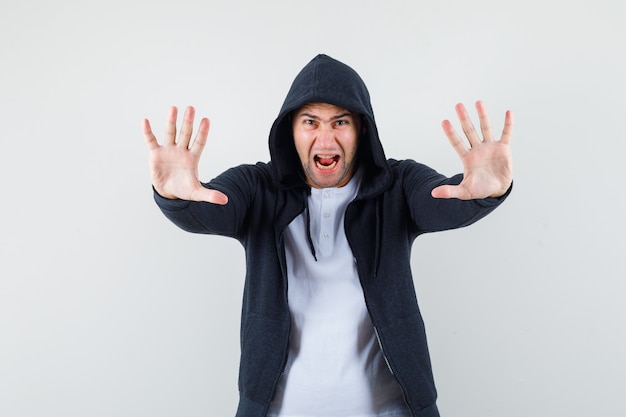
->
[155,54,511,417]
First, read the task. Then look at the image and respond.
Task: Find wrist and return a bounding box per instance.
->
[152,186,178,200]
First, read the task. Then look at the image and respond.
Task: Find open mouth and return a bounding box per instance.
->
[314,154,339,170]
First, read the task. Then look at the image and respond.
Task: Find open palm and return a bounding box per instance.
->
[432,101,513,200]
[143,106,228,205]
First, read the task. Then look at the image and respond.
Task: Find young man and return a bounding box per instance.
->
[143,54,513,417]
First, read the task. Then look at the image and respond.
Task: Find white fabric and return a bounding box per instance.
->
[268,172,411,417]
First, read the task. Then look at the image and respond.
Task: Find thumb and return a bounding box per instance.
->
[192,187,229,205]
[431,184,468,200]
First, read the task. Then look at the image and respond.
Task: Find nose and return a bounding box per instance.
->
[316,123,335,148]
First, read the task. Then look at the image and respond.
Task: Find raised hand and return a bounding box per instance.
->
[431,101,513,200]
[142,106,228,204]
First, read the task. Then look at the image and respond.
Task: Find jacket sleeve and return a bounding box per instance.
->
[399,159,512,233]
[153,163,265,240]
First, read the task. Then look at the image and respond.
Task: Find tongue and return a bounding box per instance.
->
[318,157,335,166]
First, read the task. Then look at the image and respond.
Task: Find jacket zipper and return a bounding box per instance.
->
[352,253,414,416]
[374,326,395,374]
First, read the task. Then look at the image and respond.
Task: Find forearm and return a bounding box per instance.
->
[402,161,512,232]
[153,164,261,238]
[418,178,511,232]
[153,186,240,237]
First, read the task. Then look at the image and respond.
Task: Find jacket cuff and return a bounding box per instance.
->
[476,180,513,207]
[152,186,191,211]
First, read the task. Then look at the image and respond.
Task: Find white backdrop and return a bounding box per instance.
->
[1,1,625,416]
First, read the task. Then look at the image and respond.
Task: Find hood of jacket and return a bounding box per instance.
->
[268,54,393,198]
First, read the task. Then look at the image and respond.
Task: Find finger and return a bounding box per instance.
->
[190,117,210,157]
[475,100,494,142]
[178,106,195,149]
[142,119,159,151]
[164,106,178,145]
[192,187,229,205]
[500,110,514,145]
[431,184,470,200]
[441,119,469,158]
[455,103,481,147]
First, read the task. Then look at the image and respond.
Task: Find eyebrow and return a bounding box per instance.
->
[297,112,354,122]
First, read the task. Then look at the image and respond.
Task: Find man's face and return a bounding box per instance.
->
[292,102,361,189]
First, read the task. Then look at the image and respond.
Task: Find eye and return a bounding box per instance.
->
[335,119,348,126]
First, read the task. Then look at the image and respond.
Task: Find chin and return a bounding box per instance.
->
[304,162,353,189]
[311,174,347,189]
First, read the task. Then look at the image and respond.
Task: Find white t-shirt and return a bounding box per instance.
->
[268,172,411,417]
